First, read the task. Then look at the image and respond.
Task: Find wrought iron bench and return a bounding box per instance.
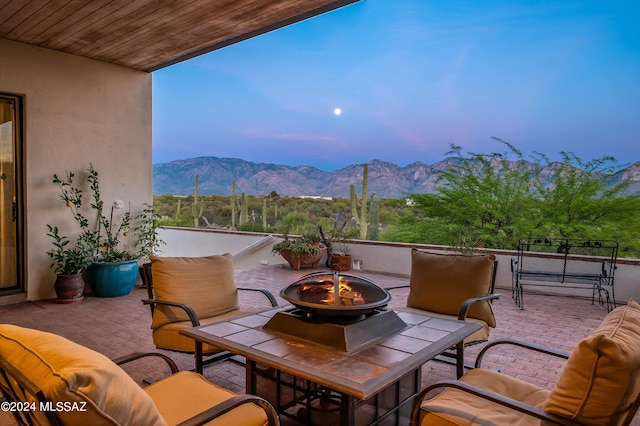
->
[511,237,618,311]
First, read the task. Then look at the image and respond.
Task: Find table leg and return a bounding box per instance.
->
[456,341,465,379]
[194,341,203,374]
[246,359,256,394]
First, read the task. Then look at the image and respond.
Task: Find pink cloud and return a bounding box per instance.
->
[274,133,340,143]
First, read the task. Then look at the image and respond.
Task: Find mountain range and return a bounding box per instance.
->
[153,157,640,198]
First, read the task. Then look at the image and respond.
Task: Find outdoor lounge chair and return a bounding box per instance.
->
[0,324,280,426]
[386,249,499,378]
[411,299,640,426]
[143,254,278,373]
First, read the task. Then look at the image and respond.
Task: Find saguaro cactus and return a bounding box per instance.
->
[242,194,249,224]
[231,180,237,229]
[262,198,267,230]
[368,193,380,240]
[350,184,358,225]
[359,163,369,239]
[239,192,248,224]
[192,174,204,228]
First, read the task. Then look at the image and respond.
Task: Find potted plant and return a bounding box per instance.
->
[272,233,326,270]
[134,203,165,288]
[330,241,352,272]
[46,225,95,303]
[51,164,142,297]
[319,219,358,272]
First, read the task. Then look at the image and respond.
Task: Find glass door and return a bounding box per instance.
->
[0,95,22,292]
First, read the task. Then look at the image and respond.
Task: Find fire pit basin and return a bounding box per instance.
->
[265,271,406,352]
[280,271,391,319]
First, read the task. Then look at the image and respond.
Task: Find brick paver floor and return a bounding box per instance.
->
[0,264,637,425]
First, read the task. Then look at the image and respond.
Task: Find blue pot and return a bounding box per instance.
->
[87,259,139,297]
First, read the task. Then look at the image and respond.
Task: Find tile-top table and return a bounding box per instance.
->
[181,307,481,426]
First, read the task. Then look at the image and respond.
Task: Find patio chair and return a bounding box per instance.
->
[411,299,640,426]
[386,249,499,378]
[0,324,280,426]
[142,254,278,373]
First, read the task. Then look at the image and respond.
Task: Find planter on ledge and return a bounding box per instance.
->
[330,254,352,272]
[280,247,327,271]
[86,259,139,297]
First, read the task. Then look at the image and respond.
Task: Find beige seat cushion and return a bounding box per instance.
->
[543,299,640,425]
[150,254,240,330]
[408,249,496,327]
[420,368,549,425]
[145,371,268,426]
[0,324,166,426]
[152,309,255,353]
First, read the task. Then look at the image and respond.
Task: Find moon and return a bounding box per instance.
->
[333,108,342,116]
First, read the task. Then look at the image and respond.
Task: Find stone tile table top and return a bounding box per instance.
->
[181,307,480,399]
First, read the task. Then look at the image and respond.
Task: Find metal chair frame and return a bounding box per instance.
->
[411,338,640,426]
[386,260,499,379]
[140,262,278,373]
[0,350,280,426]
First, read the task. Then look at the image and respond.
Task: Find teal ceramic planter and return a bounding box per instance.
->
[87,259,139,297]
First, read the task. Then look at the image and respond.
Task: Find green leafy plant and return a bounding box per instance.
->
[49,164,149,264]
[46,225,95,274]
[47,169,98,275]
[319,215,358,266]
[85,165,136,261]
[135,203,165,262]
[271,234,321,257]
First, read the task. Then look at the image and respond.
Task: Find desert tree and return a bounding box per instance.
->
[424,139,540,250]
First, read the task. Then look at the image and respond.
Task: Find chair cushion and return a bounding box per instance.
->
[145,371,269,426]
[407,249,496,327]
[543,299,640,425]
[0,324,165,426]
[420,368,549,425]
[150,254,240,330]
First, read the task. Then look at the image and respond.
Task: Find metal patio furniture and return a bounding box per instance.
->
[386,249,499,379]
[411,300,640,426]
[142,253,278,373]
[0,324,280,426]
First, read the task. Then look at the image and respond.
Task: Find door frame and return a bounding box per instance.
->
[0,93,25,296]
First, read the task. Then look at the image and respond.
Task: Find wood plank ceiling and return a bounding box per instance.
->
[0,0,358,72]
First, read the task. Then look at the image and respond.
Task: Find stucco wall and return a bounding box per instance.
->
[0,39,152,301]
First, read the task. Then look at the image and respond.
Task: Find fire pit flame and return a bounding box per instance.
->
[281,270,391,319]
[298,276,366,306]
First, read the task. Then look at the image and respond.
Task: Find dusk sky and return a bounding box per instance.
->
[152,0,639,172]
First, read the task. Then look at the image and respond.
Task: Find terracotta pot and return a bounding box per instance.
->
[54,273,85,303]
[330,254,352,272]
[280,247,327,270]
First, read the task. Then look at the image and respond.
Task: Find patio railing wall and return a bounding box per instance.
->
[156,227,640,305]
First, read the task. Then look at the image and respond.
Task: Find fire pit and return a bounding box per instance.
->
[263,271,407,351]
[280,270,391,319]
